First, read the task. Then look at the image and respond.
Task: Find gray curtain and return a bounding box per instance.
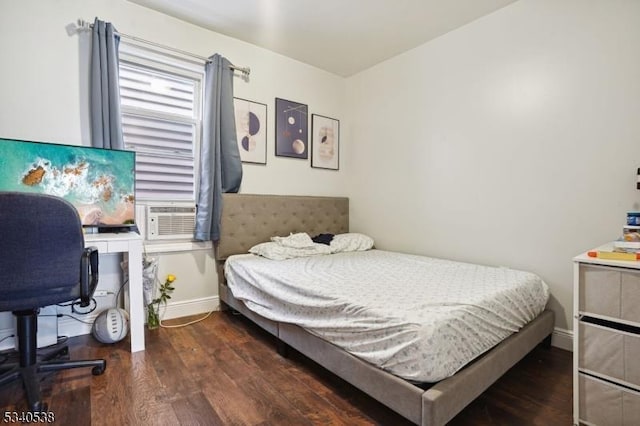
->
[195,54,242,242]
[90,18,124,150]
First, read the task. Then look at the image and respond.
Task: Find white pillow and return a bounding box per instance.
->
[270,232,314,248]
[249,241,332,260]
[330,233,374,253]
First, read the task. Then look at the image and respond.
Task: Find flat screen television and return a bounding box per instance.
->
[0,138,136,229]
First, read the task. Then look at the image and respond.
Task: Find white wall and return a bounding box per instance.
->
[3,0,638,346]
[0,0,348,192]
[0,0,348,342]
[346,0,640,334]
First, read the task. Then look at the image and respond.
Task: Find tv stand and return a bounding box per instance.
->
[84,231,144,352]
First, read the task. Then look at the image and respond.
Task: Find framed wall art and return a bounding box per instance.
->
[311,114,339,170]
[275,97,308,159]
[233,97,267,164]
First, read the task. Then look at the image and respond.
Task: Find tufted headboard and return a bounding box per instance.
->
[215,193,349,260]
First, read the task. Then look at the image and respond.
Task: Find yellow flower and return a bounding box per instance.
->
[166,274,176,283]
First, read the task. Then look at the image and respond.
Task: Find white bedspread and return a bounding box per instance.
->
[224,249,549,382]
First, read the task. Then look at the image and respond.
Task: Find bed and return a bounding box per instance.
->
[215,193,555,426]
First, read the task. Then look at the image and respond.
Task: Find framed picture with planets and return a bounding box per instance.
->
[275,97,308,159]
[311,114,340,170]
[233,98,267,164]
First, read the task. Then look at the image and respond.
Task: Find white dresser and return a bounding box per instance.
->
[574,245,640,425]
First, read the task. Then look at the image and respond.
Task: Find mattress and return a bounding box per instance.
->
[224,249,549,382]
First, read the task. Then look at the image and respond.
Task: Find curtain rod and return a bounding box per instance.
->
[77,19,250,76]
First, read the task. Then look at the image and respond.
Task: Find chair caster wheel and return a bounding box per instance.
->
[31,401,48,412]
[92,365,105,375]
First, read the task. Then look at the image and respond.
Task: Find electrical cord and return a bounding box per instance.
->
[57,313,96,325]
[0,334,14,345]
[160,311,214,328]
[72,298,98,315]
[136,255,212,329]
[115,278,129,302]
[40,313,96,325]
[56,297,98,315]
[0,334,15,366]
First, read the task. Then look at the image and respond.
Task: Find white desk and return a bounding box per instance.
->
[85,232,144,352]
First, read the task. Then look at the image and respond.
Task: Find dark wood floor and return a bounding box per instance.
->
[0,311,573,425]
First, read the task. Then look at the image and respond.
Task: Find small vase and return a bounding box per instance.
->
[147,304,160,330]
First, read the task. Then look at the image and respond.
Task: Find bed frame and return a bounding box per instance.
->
[215,193,555,426]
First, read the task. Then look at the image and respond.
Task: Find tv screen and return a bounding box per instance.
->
[0,138,135,228]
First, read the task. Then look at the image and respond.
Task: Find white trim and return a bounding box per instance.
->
[158,296,219,321]
[551,326,573,351]
[56,296,220,340]
[58,312,100,339]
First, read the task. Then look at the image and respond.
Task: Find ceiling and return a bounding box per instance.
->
[128,0,518,77]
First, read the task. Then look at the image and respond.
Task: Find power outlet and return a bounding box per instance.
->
[94,290,109,297]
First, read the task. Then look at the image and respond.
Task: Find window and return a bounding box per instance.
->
[118,41,204,201]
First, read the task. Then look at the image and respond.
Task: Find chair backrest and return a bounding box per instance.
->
[0,192,85,311]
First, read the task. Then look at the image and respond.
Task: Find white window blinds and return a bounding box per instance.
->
[118,42,204,201]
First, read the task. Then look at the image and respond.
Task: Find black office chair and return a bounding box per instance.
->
[0,192,106,411]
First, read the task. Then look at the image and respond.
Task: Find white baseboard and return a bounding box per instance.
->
[551,327,573,351]
[159,296,220,321]
[57,296,221,339]
[58,312,99,339]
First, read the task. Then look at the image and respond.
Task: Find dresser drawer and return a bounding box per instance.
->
[622,272,640,323]
[579,322,640,388]
[579,373,640,425]
[580,265,640,323]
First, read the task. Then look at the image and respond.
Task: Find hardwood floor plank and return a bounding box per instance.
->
[168,323,268,424]
[88,343,138,425]
[169,325,224,382]
[200,373,267,425]
[49,387,91,426]
[128,351,180,425]
[282,351,414,426]
[448,348,573,425]
[145,328,202,401]
[240,374,313,425]
[170,318,270,424]
[0,312,573,425]
[172,391,226,425]
[234,341,353,426]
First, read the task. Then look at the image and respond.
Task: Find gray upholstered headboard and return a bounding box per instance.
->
[215,193,349,260]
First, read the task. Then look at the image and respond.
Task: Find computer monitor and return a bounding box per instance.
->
[0,138,136,230]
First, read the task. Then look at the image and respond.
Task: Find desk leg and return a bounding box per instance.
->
[127,239,145,352]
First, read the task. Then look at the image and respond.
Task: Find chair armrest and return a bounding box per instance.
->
[80,246,99,307]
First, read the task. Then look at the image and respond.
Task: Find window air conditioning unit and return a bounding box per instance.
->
[146,205,196,240]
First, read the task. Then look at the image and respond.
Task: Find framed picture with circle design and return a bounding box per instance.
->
[311,114,339,170]
[233,97,267,164]
[275,97,308,159]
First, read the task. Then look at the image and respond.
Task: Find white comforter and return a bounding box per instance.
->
[224,249,549,382]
